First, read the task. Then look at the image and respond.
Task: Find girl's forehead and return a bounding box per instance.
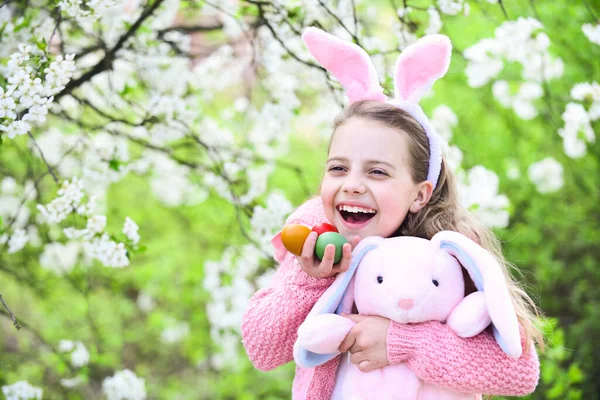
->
[328,119,410,164]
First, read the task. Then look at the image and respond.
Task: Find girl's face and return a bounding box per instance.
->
[321,117,429,241]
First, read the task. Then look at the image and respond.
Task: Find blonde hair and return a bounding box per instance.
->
[331,101,543,351]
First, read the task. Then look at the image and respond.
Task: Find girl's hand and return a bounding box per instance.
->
[296,232,360,279]
[338,314,391,372]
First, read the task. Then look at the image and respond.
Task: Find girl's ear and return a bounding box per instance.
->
[409,180,434,213]
[431,230,523,359]
[302,27,386,104]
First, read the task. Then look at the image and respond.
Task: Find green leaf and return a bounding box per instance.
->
[109,159,122,171]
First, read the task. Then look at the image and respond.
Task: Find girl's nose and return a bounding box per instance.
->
[342,177,366,194]
[398,299,414,310]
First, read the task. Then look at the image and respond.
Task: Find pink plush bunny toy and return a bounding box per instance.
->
[293,232,522,400]
[293,28,522,400]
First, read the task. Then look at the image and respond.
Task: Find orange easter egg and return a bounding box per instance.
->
[281,224,311,256]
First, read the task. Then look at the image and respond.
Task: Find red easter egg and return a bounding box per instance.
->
[311,222,338,236]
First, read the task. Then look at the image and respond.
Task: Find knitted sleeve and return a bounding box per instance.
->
[241,196,335,371]
[386,321,540,396]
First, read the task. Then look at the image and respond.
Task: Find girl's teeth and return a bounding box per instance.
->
[338,205,376,214]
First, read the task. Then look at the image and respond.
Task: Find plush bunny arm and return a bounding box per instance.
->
[387,321,540,396]
[297,314,355,355]
[241,197,335,371]
[447,291,492,338]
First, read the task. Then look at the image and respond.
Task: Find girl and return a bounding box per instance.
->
[241,28,541,399]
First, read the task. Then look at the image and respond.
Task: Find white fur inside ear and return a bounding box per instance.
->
[446,291,491,337]
[297,314,355,354]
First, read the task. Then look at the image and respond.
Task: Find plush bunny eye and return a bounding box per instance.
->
[377,276,383,284]
[432,279,439,287]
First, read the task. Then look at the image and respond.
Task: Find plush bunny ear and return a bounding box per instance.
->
[431,231,522,359]
[394,34,452,104]
[293,236,383,368]
[302,27,386,104]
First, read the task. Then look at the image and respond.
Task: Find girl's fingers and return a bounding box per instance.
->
[300,232,318,264]
[319,244,335,276]
[336,243,353,272]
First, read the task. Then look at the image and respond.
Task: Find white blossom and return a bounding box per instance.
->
[7,228,28,254]
[37,178,86,223]
[59,376,84,388]
[161,321,190,344]
[464,18,563,88]
[458,166,510,228]
[438,0,464,15]
[426,7,443,35]
[528,157,564,193]
[492,80,543,120]
[582,23,600,45]
[136,292,155,313]
[102,369,146,400]
[1,381,42,400]
[83,233,129,268]
[123,217,140,245]
[558,102,595,158]
[40,242,80,275]
[59,340,90,368]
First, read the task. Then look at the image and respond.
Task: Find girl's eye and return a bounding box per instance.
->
[328,166,345,172]
[370,169,387,176]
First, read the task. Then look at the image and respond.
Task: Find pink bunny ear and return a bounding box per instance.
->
[302,27,386,104]
[394,34,452,103]
[431,230,522,359]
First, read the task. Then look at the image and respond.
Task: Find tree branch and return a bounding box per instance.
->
[0,294,20,330]
[55,0,166,101]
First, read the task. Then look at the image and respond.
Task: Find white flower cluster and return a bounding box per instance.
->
[58,0,118,23]
[123,217,140,245]
[0,177,39,255]
[160,320,190,344]
[39,242,80,275]
[36,177,89,223]
[37,178,139,268]
[458,166,510,228]
[82,233,129,268]
[528,157,564,193]
[582,23,600,45]
[58,340,90,368]
[0,45,75,139]
[102,369,146,400]
[430,105,464,171]
[492,81,544,120]
[203,192,292,368]
[1,381,42,400]
[6,228,29,254]
[464,18,563,98]
[438,0,469,16]
[558,82,599,158]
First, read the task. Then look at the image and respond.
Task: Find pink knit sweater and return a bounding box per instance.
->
[241,196,540,399]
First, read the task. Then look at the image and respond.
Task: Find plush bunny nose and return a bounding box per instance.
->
[398,299,414,310]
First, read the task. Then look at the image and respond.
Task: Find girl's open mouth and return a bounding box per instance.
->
[337,205,377,225]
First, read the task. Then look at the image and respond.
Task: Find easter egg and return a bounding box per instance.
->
[311,222,338,236]
[281,224,311,256]
[315,232,348,264]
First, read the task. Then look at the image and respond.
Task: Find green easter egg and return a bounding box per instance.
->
[315,232,348,264]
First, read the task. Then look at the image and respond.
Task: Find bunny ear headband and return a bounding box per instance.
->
[302,27,451,188]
